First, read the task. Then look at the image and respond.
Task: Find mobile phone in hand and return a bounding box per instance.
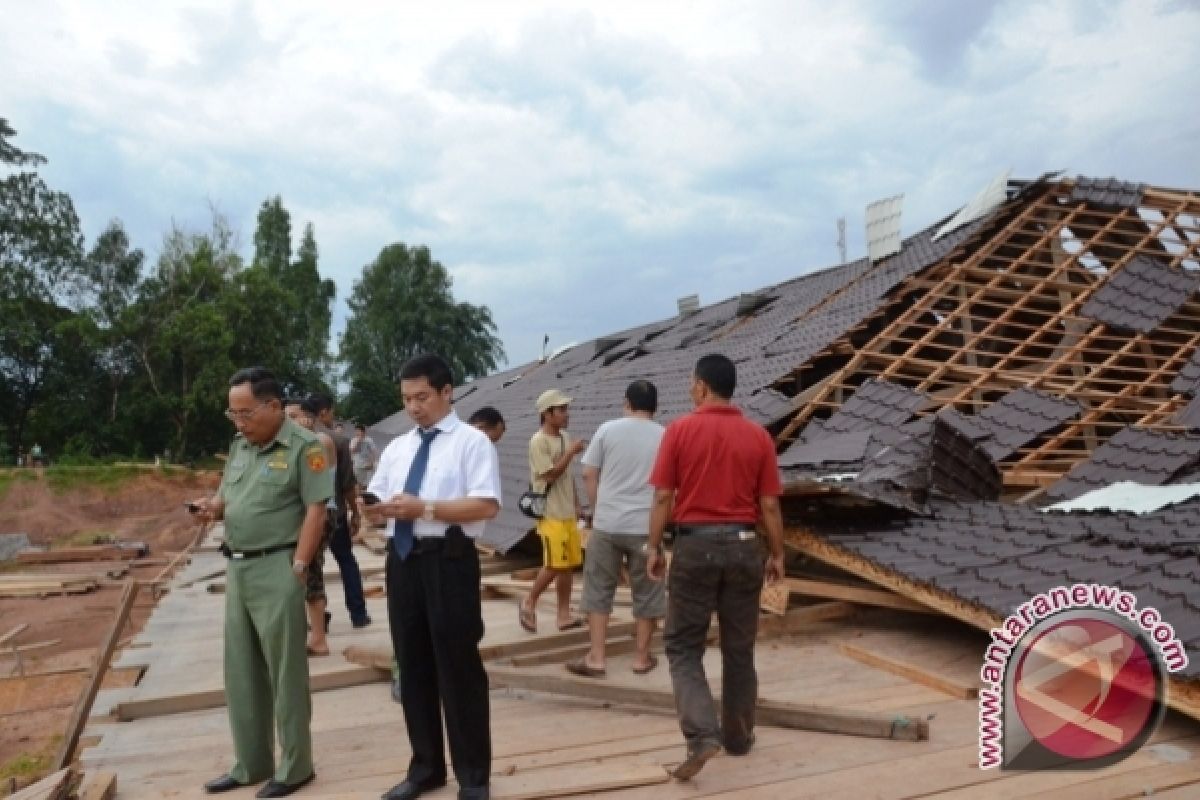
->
[361,492,381,506]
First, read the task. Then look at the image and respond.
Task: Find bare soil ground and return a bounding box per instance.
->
[0,469,219,789]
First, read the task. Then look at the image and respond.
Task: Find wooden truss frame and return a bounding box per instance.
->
[774,180,1200,493]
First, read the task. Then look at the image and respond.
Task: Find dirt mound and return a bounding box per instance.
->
[0,469,219,550]
[0,468,220,783]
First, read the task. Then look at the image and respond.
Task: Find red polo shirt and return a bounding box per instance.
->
[649,404,782,523]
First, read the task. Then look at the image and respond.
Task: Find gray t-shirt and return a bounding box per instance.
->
[350,435,378,471]
[581,416,664,534]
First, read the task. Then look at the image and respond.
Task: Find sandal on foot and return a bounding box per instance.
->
[518,603,537,633]
[557,617,585,631]
[565,657,606,678]
[632,655,659,674]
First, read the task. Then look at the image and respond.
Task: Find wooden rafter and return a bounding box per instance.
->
[774,178,1200,490]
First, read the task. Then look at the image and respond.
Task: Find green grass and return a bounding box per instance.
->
[64,530,119,546]
[43,465,145,494]
[0,739,57,784]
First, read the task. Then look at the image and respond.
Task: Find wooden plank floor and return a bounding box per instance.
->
[79,528,1200,798]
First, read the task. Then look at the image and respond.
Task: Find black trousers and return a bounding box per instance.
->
[386,545,490,789]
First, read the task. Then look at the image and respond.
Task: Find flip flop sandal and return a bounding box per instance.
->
[557,618,585,631]
[632,654,659,674]
[518,603,537,633]
[565,657,606,678]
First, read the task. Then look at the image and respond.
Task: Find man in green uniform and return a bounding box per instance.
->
[190,367,333,798]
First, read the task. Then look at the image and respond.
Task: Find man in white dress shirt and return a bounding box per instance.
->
[360,354,501,800]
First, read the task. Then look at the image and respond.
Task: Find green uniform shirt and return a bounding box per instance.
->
[219,417,334,551]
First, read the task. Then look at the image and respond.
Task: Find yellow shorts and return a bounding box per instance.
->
[537,517,582,569]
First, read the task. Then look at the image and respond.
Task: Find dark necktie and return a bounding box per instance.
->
[392,428,440,560]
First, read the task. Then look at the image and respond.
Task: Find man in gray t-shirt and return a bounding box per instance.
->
[569,380,666,678]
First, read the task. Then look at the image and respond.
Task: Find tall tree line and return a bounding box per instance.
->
[0,120,504,462]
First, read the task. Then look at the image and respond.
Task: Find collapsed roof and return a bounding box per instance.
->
[374,173,1200,547]
[373,172,1200,713]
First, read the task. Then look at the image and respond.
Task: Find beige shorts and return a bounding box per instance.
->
[580,529,666,619]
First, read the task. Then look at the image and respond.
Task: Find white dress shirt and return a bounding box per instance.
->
[367,409,502,539]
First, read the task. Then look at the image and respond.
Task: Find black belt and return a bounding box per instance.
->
[410,537,444,555]
[676,523,757,538]
[220,542,296,560]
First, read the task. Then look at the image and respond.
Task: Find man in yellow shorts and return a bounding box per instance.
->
[519,388,586,632]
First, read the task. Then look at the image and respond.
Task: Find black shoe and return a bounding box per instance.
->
[725,731,756,756]
[391,676,402,703]
[324,611,332,631]
[672,740,721,780]
[204,775,246,793]
[255,773,314,798]
[352,614,372,628]
[458,786,489,800]
[381,777,446,800]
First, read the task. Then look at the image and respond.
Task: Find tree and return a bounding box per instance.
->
[126,216,241,457]
[288,223,336,389]
[339,243,505,423]
[80,221,144,427]
[0,118,86,454]
[252,195,291,277]
[249,199,334,392]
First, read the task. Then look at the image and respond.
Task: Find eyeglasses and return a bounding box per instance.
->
[225,402,270,422]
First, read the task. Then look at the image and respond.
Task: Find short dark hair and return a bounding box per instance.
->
[284,394,306,408]
[308,392,333,413]
[625,380,657,413]
[230,367,283,401]
[355,423,366,433]
[299,395,322,416]
[694,354,736,399]
[468,406,505,428]
[399,354,453,390]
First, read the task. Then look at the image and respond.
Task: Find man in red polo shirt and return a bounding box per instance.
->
[646,353,786,781]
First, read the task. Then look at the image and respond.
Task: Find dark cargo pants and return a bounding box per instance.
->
[664,533,764,753]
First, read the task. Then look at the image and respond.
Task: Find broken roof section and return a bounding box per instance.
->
[370,175,1200,551]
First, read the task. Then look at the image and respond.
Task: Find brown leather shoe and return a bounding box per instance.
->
[672,741,721,780]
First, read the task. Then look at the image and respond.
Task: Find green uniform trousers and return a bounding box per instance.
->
[224,550,313,785]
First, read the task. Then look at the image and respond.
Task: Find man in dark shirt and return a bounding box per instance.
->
[647,353,786,781]
[309,393,371,628]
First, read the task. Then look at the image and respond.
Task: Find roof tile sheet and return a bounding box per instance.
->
[973,387,1083,459]
[1044,428,1200,502]
[1070,176,1146,210]
[801,497,1200,678]
[1079,255,1200,333]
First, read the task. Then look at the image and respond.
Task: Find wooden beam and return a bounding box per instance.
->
[756,601,856,638]
[54,581,138,770]
[491,763,668,799]
[785,578,935,614]
[0,624,29,648]
[6,768,72,800]
[486,666,928,741]
[837,642,978,699]
[114,664,387,721]
[75,771,117,800]
[16,546,141,565]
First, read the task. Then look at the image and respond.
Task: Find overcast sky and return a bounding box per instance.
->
[4,0,1199,367]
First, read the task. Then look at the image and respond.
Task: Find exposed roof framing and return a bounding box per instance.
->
[776,180,1200,493]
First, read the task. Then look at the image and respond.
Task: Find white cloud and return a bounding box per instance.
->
[2,0,1198,366]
